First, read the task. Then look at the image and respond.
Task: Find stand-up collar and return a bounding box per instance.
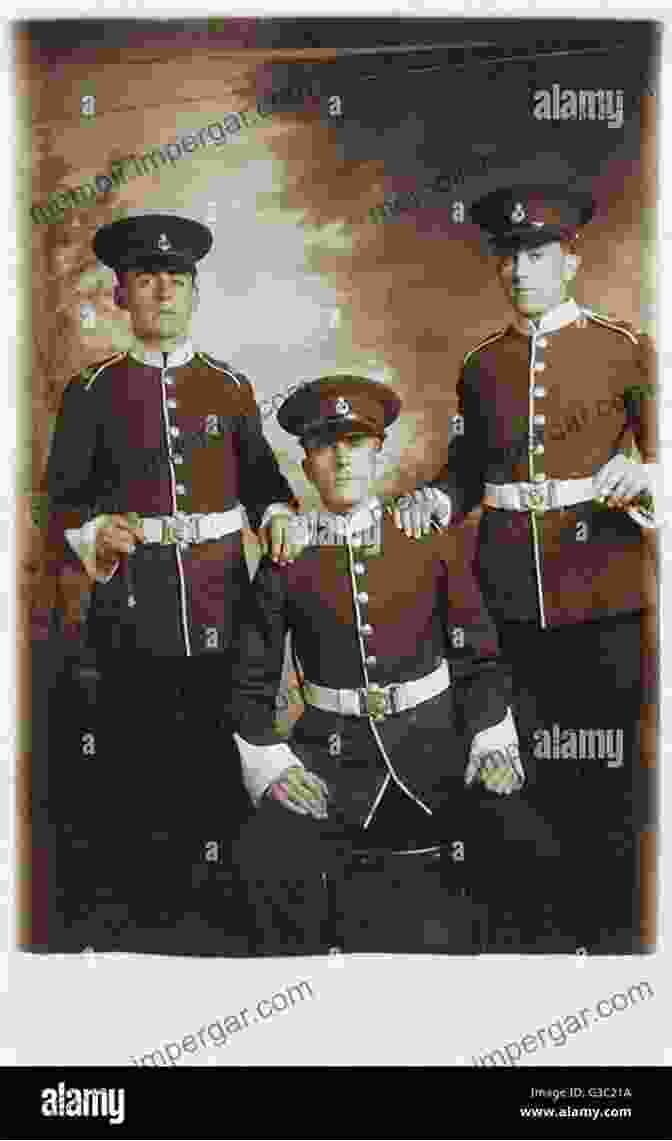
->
[316,496,382,535]
[511,298,582,338]
[128,337,195,368]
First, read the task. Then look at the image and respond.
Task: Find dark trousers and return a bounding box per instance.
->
[55,649,252,952]
[495,611,650,951]
[232,775,569,955]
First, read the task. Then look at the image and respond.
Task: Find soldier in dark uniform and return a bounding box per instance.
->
[225,376,574,955]
[44,214,305,950]
[423,187,658,951]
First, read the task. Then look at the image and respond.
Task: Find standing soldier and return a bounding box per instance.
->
[416,187,657,951]
[226,376,568,956]
[44,214,304,950]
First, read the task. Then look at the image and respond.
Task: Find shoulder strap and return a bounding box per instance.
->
[463,328,508,366]
[583,310,639,346]
[80,352,127,391]
[194,351,242,387]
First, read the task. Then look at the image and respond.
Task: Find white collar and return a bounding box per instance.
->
[314,496,383,537]
[128,338,195,368]
[511,298,582,338]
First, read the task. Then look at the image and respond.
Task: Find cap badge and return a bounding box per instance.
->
[157,233,173,252]
[511,202,527,223]
[335,397,351,415]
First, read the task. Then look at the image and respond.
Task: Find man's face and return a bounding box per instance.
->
[121,269,195,344]
[303,433,381,513]
[497,241,577,317]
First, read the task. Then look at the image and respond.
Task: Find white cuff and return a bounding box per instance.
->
[259,503,296,531]
[431,488,452,525]
[233,732,305,805]
[470,706,518,759]
[65,516,119,583]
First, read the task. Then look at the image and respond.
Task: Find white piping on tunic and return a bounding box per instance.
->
[343,520,433,826]
[159,355,192,656]
[83,352,127,392]
[194,351,241,387]
[528,326,547,630]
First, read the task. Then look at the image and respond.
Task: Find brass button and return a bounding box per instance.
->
[172,454,184,465]
[365,655,377,667]
[360,624,373,636]
[166,397,178,409]
[533,413,546,426]
[353,562,366,575]
[170,426,180,438]
[176,483,187,495]
[533,385,546,399]
[533,361,546,372]
[163,374,175,386]
[536,337,548,349]
[357,592,369,604]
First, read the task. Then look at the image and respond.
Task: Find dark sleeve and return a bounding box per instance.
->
[431,362,487,523]
[44,377,101,544]
[42,378,101,627]
[437,534,511,739]
[234,376,299,529]
[228,556,291,744]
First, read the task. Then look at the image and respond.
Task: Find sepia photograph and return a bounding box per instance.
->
[16,15,659,981]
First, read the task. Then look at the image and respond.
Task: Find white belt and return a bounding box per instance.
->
[302,660,450,720]
[483,478,595,512]
[142,507,243,545]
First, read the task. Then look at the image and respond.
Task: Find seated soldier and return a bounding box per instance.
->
[228,376,556,956]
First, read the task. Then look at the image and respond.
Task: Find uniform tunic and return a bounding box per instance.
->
[434,299,656,628]
[45,343,297,656]
[230,506,510,821]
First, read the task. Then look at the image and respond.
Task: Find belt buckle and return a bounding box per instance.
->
[522,481,549,513]
[163,512,192,545]
[359,685,387,721]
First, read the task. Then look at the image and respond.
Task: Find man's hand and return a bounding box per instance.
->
[465,708,524,796]
[593,455,652,509]
[258,513,309,566]
[465,742,525,795]
[267,764,329,818]
[95,513,144,574]
[391,488,452,539]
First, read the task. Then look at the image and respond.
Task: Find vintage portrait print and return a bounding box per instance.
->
[18,17,659,961]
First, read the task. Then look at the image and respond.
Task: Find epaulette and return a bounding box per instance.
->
[194,351,243,387]
[583,310,639,346]
[463,328,507,366]
[79,352,127,391]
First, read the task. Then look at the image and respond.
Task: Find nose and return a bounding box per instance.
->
[334,440,351,462]
[156,274,175,296]
[511,253,525,281]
